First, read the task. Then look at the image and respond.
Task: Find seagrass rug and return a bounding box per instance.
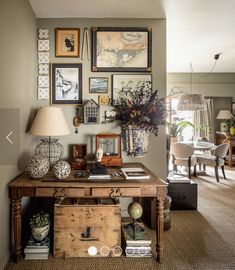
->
[5,167,235,270]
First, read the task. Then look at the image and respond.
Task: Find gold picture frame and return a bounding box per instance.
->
[55,28,80,57]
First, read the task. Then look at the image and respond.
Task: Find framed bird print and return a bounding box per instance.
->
[55,28,80,57]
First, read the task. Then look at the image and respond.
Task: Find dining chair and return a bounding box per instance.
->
[195,143,229,182]
[171,143,196,179]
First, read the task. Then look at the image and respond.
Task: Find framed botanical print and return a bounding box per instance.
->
[89,77,108,93]
[51,63,82,105]
[92,27,152,72]
[55,28,80,57]
[112,74,152,105]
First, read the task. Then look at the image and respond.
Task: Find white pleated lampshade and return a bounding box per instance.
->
[216,110,233,120]
[177,94,206,111]
[29,106,70,136]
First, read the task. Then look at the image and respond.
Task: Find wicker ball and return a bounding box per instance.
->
[26,154,49,179]
[53,161,71,179]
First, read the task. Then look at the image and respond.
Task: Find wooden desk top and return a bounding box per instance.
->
[9,163,167,189]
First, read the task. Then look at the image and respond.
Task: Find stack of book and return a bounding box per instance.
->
[167,173,190,183]
[24,237,50,260]
[122,222,152,257]
[88,165,111,180]
[121,168,150,180]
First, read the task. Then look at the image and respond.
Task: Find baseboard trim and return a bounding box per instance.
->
[0,252,10,270]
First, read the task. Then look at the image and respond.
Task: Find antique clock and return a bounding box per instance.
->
[96,133,122,166]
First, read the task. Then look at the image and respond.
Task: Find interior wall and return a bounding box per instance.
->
[167,73,235,100]
[0,0,37,269]
[37,18,167,178]
[167,73,235,134]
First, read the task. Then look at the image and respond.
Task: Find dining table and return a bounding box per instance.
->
[183,141,216,152]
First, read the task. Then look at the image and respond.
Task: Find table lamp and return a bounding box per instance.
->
[29,106,70,165]
[216,110,233,132]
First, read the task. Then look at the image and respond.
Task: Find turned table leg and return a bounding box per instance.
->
[12,198,22,262]
[156,197,164,263]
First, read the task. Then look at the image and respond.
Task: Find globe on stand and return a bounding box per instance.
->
[127,202,143,240]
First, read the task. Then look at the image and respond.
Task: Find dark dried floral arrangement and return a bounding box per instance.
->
[108,81,166,136]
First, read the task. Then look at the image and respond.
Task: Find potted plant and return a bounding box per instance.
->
[29,212,50,242]
[106,82,166,157]
[167,117,194,142]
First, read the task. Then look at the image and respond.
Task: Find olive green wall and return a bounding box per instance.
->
[0,0,37,269]
[37,18,167,178]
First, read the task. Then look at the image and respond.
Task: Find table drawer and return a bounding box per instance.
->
[92,187,141,197]
[35,188,85,198]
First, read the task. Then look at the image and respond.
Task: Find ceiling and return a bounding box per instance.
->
[29,0,235,72]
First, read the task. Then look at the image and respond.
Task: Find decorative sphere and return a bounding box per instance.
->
[53,161,71,179]
[26,154,49,179]
[128,202,143,220]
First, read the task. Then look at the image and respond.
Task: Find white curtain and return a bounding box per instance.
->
[194,98,214,141]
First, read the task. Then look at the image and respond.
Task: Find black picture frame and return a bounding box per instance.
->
[92,27,152,72]
[51,63,82,105]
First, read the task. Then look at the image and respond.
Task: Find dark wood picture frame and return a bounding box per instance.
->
[89,77,108,93]
[92,27,152,72]
[51,63,82,105]
[55,28,80,57]
[231,102,235,116]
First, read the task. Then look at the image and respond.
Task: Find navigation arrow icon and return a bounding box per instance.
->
[6,131,14,144]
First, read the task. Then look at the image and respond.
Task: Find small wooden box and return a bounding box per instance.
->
[70,144,87,170]
[54,198,121,258]
[96,133,122,166]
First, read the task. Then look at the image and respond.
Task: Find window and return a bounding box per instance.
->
[167,97,194,141]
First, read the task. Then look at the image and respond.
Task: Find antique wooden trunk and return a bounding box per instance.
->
[53,198,121,258]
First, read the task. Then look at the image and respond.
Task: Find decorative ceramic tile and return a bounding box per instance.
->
[38,52,49,64]
[38,40,49,51]
[38,88,49,100]
[38,76,49,88]
[38,29,49,39]
[38,64,49,75]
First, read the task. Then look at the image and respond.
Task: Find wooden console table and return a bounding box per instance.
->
[215,131,235,167]
[9,163,167,263]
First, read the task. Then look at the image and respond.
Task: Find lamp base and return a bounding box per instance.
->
[35,137,64,165]
[220,122,229,133]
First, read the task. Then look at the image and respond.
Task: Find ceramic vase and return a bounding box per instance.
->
[31,224,50,242]
[124,125,149,158]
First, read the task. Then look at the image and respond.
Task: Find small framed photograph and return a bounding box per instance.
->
[92,27,152,72]
[89,77,108,93]
[55,28,80,57]
[51,63,82,105]
[112,74,152,105]
[231,102,235,116]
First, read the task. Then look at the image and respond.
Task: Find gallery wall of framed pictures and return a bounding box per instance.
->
[36,19,167,177]
[38,26,153,109]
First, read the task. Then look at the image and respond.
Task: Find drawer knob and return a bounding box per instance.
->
[54,188,67,200]
[110,188,122,202]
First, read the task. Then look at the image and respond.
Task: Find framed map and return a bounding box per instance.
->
[92,27,152,72]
